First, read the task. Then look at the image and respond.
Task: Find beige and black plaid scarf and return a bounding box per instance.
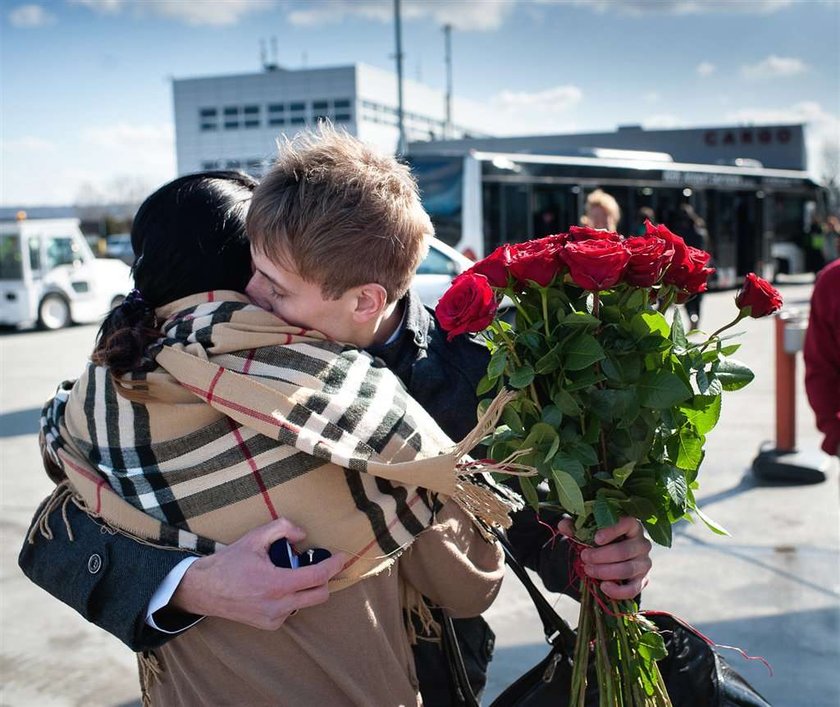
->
[39,292,517,590]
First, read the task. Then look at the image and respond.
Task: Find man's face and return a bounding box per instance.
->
[246,247,360,344]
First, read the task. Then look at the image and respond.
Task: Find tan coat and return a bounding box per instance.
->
[148,502,504,706]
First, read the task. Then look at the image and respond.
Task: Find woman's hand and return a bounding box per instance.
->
[556,516,652,601]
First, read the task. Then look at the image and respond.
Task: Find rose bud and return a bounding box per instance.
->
[435,272,498,341]
[735,273,783,318]
[467,244,513,288]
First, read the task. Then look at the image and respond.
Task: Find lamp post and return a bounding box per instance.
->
[394,0,406,155]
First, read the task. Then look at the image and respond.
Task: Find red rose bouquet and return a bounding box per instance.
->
[436,221,782,706]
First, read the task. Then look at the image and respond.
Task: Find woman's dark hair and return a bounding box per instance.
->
[93,171,257,375]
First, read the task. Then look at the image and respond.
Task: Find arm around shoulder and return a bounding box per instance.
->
[19,495,192,651]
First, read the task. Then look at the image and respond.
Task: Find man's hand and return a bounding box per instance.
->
[171,518,347,630]
[556,516,652,601]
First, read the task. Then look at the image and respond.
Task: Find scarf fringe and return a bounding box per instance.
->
[137,650,163,707]
[401,579,440,645]
[27,480,77,544]
[450,387,520,461]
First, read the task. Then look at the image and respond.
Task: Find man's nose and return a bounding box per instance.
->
[244,275,264,304]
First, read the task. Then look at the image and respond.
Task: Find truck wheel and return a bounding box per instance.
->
[38,294,72,330]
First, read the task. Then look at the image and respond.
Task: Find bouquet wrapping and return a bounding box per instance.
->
[436,222,782,706]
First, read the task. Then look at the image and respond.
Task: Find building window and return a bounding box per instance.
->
[267,103,285,126]
[199,107,218,131]
[289,101,307,125]
[243,105,260,128]
[335,111,352,123]
[223,106,240,129]
[312,100,329,111]
[334,99,351,109]
[201,160,220,170]
[225,159,241,169]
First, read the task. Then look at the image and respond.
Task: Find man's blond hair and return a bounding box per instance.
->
[585,188,621,225]
[248,126,433,302]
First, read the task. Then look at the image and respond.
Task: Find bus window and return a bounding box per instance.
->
[28,236,42,273]
[0,235,23,280]
[409,156,463,248]
[45,236,80,269]
[533,186,577,236]
[501,183,530,245]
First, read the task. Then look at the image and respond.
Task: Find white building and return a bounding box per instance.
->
[173,63,493,176]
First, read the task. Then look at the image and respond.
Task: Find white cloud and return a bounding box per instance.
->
[69,0,275,26]
[476,85,583,134]
[549,0,794,14]
[643,91,661,104]
[740,55,808,80]
[8,4,56,27]
[82,122,173,162]
[288,0,514,31]
[696,61,716,77]
[1,136,56,152]
[642,114,683,129]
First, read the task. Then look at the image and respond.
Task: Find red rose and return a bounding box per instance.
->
[566,225,621,243]
[735,273,783,317]
[467,244,512,288]
[562,238,630,290]
[623,236,674,287]
[508,237,565,287]
[436,272,498,340]
[679,246,716,294]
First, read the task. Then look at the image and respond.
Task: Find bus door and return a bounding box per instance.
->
[483,182,531,252]
[532,186,577,236]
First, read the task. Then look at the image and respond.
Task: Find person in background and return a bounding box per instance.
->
[632,206,656,236]
[673,203,710,330]
[582,188,621,232]
[822,215,839,263]
[806,216,826,273]
[803,257,840,458]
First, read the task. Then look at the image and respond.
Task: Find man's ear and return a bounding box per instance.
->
[352,283,389,323]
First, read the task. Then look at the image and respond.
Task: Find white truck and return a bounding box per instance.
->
[0,217,132,330]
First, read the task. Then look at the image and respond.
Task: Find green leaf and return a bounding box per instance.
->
[551,453,586,486]
[715,358,755,391]
[561,311,601,327]
[637,631,668,662]
[552,388,582,416]
[594,498,620,529]
[476,374,496,396]
[621,496,658,523]
[564,332,606,371]
[644,515,673,547]
[676,428,703,471]
[631,311,671,340]
[487,348,508,379]
[670,309,688,350]
[534,343,563,375]
[569,441,599,467]
[637,370,693,409]
[518,476,540,510]
[540,404,563,428]
[502,406,524,434]
[522,422,559,453]
[680,394,721,435]
[695,505,731,536]
[509,364,535,389]
[612,461,636,487]
[662,466,688,509]
[551,468,586,516]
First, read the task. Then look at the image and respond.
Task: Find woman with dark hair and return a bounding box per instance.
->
[92,170,256,374]
[674,203,710,330]
[28,171,507,706]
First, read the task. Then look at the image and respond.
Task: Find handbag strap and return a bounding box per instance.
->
[439,528,580,706]
[493,529,578,653]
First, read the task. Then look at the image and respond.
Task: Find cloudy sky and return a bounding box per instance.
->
[2,0,838,205]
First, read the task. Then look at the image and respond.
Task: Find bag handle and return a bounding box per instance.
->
[493,529,577,653]
[440,528,579,706]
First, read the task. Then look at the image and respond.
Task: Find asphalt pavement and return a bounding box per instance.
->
[1,280,837,706]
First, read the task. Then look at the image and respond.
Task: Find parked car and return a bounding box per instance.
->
[0,218,132,330]
[105,233,135,266]
[413,237,474,307]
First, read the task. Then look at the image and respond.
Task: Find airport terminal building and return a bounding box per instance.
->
[172,63,491,176]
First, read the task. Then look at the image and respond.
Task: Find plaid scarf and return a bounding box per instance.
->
[40,292,515,589]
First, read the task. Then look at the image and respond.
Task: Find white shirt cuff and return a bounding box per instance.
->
[145,556,204,634]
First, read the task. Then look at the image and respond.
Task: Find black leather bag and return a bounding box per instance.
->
[444,532,773,706]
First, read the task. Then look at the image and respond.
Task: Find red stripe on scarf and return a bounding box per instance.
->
[342,492,425,571]
[227,418,279,520]
[242,349,255,374]
[207,291,215,302]
[62,456,109,514]
[205,367,225,406]
[181,382,302,434]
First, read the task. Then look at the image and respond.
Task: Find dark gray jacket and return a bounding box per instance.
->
[19,290,574,705]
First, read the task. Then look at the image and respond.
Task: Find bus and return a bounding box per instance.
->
[407,150,822,288]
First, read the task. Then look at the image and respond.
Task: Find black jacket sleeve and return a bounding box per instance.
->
[18,496,194,651]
